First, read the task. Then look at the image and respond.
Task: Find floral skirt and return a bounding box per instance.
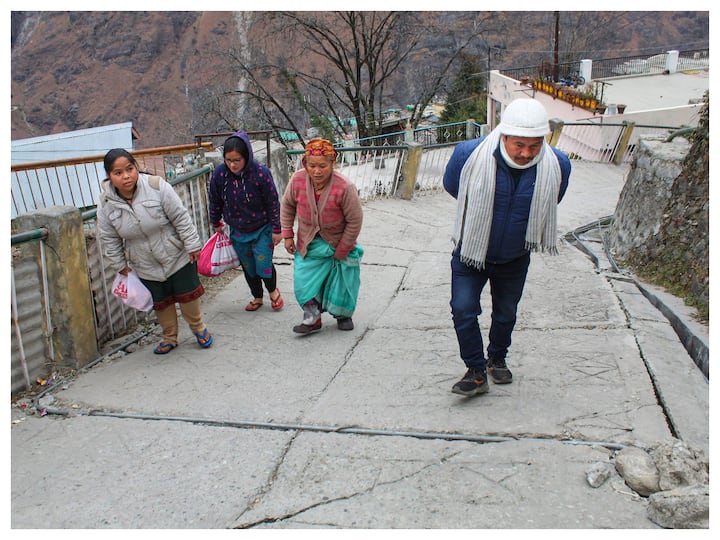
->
[229,222,274,280]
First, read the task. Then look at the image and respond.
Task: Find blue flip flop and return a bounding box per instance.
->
[194,328,213,348]
[153,341,177,355]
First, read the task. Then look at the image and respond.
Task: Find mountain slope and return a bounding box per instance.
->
[11,11,709,150]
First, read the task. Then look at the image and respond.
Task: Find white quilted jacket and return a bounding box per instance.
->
[97,174,202,281]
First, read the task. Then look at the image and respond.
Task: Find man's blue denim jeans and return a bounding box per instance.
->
[450,251,531,370]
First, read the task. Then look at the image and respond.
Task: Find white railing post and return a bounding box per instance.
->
[666,50,679,73]
[580,59,592,83]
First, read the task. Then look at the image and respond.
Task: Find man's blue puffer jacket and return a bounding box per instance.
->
[443,137,571,264]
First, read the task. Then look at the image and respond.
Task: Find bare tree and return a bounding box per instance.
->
[556,11,644,63]
[402,12,503,128]
[220,11,489,146]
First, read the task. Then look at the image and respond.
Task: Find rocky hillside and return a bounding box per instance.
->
[11,11,709,149]
[10,11,234,148]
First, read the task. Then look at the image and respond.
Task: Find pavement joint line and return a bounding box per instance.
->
[41,406,627,450]
[362,261,409,268]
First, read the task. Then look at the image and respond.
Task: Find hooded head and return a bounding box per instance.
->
[498,99,550,138]
[223,130,254,171]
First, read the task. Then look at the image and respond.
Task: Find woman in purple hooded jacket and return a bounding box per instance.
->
[208,130,284,311]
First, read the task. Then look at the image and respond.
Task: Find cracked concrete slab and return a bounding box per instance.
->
[304,326,670,445]
[11,414,292,528]
[607,276,708,452]
[520,246,627,329]
[231,432,655,529]
[52,262,404,423]
[630,319,709,452]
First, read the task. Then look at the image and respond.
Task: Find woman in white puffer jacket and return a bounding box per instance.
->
[97,148,213,354]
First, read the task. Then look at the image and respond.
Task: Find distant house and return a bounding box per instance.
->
[10,122,140,218]
[487,50,708,130]
[486,50,708,162]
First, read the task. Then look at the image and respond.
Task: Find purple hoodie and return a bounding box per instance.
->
[208,130,281,234]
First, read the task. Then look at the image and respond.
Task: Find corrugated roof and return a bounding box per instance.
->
[11,122,139,165]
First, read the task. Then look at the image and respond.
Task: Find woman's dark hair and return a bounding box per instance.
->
[223,136,249,162]
[103,148,139,175]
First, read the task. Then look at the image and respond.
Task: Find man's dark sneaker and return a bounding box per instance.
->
[451,367,489,396]
[488,357,513,384]
[336,317,354,331]
[293,319,322,335]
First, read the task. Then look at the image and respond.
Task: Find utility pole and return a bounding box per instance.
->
[553,11,560,82]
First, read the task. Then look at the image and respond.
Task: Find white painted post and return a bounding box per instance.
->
[666,50,679,73]
[580,59,592,83]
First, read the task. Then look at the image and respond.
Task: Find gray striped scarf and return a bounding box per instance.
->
[451,128,562,269]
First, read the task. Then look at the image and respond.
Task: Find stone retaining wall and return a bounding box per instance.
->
[608,135,708,321]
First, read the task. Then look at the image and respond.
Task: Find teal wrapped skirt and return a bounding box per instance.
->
[293,237,363,318]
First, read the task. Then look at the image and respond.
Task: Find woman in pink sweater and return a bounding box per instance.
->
[280,138,364,334]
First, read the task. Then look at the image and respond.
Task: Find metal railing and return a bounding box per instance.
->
[10,142,213,218]
[551,121,681,164]
[500,49,709,83]
[288,145,407,200]
[286,121,487,199]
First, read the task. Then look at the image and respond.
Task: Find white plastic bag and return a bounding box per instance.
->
[112,270,154,312]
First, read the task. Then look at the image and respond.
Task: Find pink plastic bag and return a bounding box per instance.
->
[198,232,240,277]
[112,270,154,312]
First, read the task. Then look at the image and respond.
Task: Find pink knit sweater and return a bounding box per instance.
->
[280,169,363,258]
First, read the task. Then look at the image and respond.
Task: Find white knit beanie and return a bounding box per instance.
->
[498,99,550,137]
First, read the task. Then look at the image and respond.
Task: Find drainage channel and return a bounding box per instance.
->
[42,406,627,451]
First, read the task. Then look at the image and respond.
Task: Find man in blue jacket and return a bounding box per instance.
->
[443,98,571,396]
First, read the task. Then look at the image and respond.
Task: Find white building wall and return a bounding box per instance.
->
[488,72,703,129]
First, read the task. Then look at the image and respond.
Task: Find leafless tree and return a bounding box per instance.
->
[219,11,489,146]
[556,11,643,63]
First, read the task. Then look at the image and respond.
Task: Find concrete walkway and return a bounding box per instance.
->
[10,161,709,529]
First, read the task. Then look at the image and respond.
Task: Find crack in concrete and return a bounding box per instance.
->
[607,275,680,439]
[233,431,300,523]
[234,450,461,528]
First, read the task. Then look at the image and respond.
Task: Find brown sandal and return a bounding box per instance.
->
[245,299,263,311]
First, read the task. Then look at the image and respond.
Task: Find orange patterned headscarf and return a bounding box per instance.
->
[302,138,338,165]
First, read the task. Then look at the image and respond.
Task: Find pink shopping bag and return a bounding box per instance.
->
[198,232,240,277]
